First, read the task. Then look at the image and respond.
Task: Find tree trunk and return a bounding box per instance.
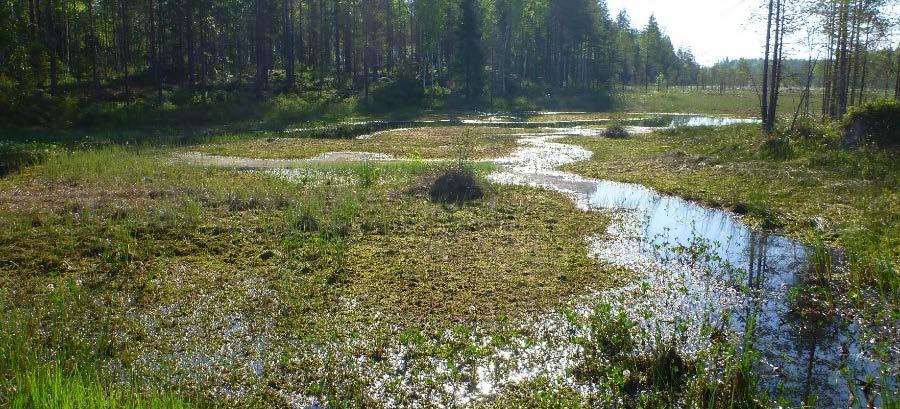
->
[761,0,774,127]
[118,0,129,99]
[333,0,341,83]
[284,0,296,88]
[255,0,267,94]
[45,0,58,95]
[186,0,195,98]
[766,0,783,133]
[342,1,353,87]
[87,0,99,96]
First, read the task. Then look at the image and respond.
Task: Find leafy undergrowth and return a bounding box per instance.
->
[190,126,525,160]
[0,145,623,405]
[562,123,899,305]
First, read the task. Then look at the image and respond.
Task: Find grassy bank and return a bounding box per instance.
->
[562,124,899,304]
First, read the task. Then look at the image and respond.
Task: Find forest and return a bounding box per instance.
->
[3,0,895,126]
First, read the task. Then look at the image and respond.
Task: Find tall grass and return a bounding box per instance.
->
[0,294,195,408]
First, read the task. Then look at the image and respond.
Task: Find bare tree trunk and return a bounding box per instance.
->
[87,0,99,96]
[835,0,850,117]
[154,0,163,104]
[118,0,129,99]
[767,0,784,132]
[895,46,900,99]
[848,0,862,107]
[342,0,353,87]
[333,0,341,83]
[791,58,816,132]
[45,0,58,95]
[255,0,268,94]
[761,0,774,127]
[284,0,296,88]
[857,26,870,105]
[186,0,195,98]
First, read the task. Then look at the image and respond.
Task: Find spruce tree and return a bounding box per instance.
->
[456,0,484,105]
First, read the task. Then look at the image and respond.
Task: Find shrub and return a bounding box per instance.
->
[784,117,836,145]
[843,99,900,148]
[604,125,630,139]
[760,138,794,160]
[428,167,484,204]
[0,143,49,177]
[364,70,425,113]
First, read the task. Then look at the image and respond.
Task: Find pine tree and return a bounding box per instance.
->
[456,0,484,105]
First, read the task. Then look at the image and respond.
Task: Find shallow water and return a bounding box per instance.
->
[177,115,894,407]
[619,114,760,127]
[489,123,894,407]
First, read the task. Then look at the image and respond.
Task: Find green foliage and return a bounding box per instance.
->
[843,99,900,148]
[455,0,485,105]
[0,142,50,177]
[0,293,195,409]
[577,304,636,369]
[570,303,765,407]
[760,138,794,160]
[365,70,425,113]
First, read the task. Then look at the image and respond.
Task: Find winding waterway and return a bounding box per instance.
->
[180,114,896,407]
[488,117,895,407]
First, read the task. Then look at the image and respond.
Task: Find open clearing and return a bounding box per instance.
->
[1,114,898,408]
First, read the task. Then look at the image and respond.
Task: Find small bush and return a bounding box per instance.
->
[0,143,49,177]
[843,99,900,148]
[604,125,630,139]
[785,117,834,144]
[364,70,425,113]
[760,138,794,160]
[428,167,484,204]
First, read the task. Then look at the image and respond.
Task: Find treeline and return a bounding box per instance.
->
[0,0,701,109]
[754,0,898,131]
[677,53,899,96]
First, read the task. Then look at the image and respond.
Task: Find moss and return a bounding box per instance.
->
[190,126,524,160]
[342,185,616,324]
[0,141,625,405]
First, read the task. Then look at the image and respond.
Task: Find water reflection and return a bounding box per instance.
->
[620,114,760,128]
[587,178,889,407]
[491,125,892,407]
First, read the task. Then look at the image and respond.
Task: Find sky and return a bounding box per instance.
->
[605,0,900,66]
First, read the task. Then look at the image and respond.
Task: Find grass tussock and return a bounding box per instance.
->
[604,125,630,139]
[428,167,485,204]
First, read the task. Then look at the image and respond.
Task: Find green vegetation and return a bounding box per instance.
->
[1,295,196,408]
[1,0,898,402]
[192,126,524,160]
[563,123,899,304]
[0,142,627,405]
[843,99,900,148]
